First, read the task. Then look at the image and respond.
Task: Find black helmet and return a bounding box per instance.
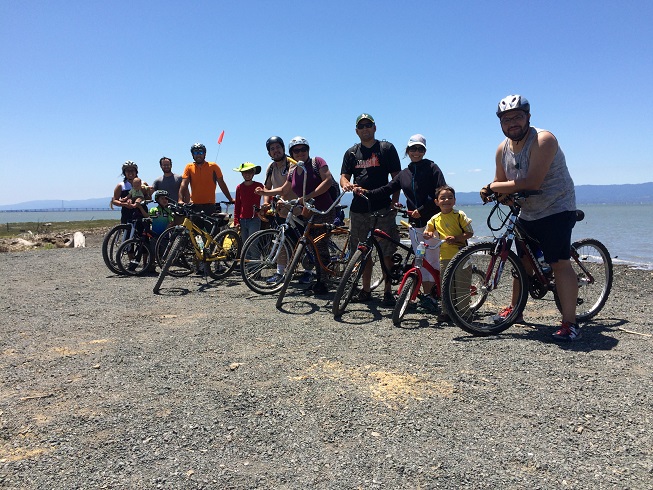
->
[190,142,206,153]
[496,95,530,118]
[266,136,285,152]
[122,160,138,173]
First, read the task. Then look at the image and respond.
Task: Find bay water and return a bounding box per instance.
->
[2,204,652,269]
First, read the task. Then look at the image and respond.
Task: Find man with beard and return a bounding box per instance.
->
[152,156,182,203]
[262,136,297,209]
[179,142,234,214]
[259,136,297,284]
[480,95,579,341]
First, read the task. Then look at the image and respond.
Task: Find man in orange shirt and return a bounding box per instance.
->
[179,142,234,214]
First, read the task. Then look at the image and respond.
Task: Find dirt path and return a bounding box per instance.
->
[1,245,652,488]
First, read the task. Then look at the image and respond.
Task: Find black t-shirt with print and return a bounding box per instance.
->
[341,140,401,213]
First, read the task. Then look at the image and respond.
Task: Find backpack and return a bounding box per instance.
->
[265,159,290,188]
[310,158,341,202]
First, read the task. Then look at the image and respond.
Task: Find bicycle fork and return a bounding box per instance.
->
[397,268,422,301]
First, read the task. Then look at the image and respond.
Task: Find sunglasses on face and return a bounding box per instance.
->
[356,122,374,129]
[408,146,426,153]
[192,151,206,156]
[291,147,308,154]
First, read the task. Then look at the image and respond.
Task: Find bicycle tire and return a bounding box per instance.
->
[116,238,152,276]
[102,224,131,275]
[153,234,184,293]
[323,228,351,281]
[332,248,368,317]
[155,227,195,277]
[442,242,528,336]
[240,229,292,294]
[276,242,305,309]
[207,229,242,280]
[554,238,613,322]
[392,274,417,327]
[368,241,385,291]
[468,265,488,311]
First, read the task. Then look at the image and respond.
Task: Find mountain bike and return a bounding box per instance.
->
[115,217,155,275]
[101,201,152,275]
[153,203,242,293]
[154,201,233,271]
[275,193,351,309]
[239,197,303,294]
[441,191,613,336]
[391,221,446,326]
[332,197,414,317]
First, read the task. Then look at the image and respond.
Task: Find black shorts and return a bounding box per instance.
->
[517,210,576,264]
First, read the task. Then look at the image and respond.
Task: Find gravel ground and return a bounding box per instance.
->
[1,240,652,489]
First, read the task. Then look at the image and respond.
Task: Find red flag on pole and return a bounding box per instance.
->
[217,130,225,144]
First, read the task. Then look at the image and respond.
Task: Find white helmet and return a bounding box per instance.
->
[288,136,309,151]
[496,95,530,118]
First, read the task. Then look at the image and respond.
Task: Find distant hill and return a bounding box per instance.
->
[1,182,652,211]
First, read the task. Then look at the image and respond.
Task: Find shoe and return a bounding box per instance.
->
[418,295,439,314]
[353,289,371,302]
[552,321,582,341]
[436,313,451,323]
[127,262,138,272]
[311,281,329,295]
[299,271,314,284]
[382,291,396,307]
[196,263,206,275]
[492,305,524,323]
[266,272,284,284]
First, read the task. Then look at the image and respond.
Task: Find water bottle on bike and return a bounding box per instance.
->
[415,242,426,267]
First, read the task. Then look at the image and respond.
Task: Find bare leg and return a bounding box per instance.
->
[551,259,578,323]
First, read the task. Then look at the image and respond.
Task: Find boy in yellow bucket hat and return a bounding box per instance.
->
[233,162,264,242]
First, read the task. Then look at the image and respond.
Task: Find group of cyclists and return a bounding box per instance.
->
[108,95,584,342]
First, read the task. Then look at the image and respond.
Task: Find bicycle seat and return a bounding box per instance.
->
[575,210,585,222]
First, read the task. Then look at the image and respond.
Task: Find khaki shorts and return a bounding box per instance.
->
[349,208,399,257]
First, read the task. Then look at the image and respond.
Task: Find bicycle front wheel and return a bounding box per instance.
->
[207,229,241,279]
[116,238,152,276]
[442,242,528,336]
[240,229,292,294]
[276,242,305,309]
[392,273,418,327]
[155,227,195,277]
[555,238,613,322]
[333,248,368,317]
[102,224,131,275]
[153,234,186,293]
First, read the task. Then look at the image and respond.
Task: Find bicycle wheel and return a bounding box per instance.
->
[468,264,488,311]
[392,274,418,327]
[102,224,131,275]
[554,238,613,322]
[153,234,185,293]
[368,241,384,291]
[276,242,305,309]
[116,238,152,276]
[323,229,351,281]
[443,242,528,336]
[240,229,292,294]
[155,228,195,277]
[207,229,241,280]
[333,248,368,317]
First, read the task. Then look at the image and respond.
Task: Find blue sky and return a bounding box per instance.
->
[1,0,651,206]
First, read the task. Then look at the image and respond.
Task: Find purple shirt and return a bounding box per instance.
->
[288,157,334,211]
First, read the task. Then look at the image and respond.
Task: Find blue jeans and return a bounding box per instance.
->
[239,217,261,243]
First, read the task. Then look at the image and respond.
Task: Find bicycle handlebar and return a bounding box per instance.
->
[292,190,348,216]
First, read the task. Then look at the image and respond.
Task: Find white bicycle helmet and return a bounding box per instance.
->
[288,136,309,151]
[496,95,530,117]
